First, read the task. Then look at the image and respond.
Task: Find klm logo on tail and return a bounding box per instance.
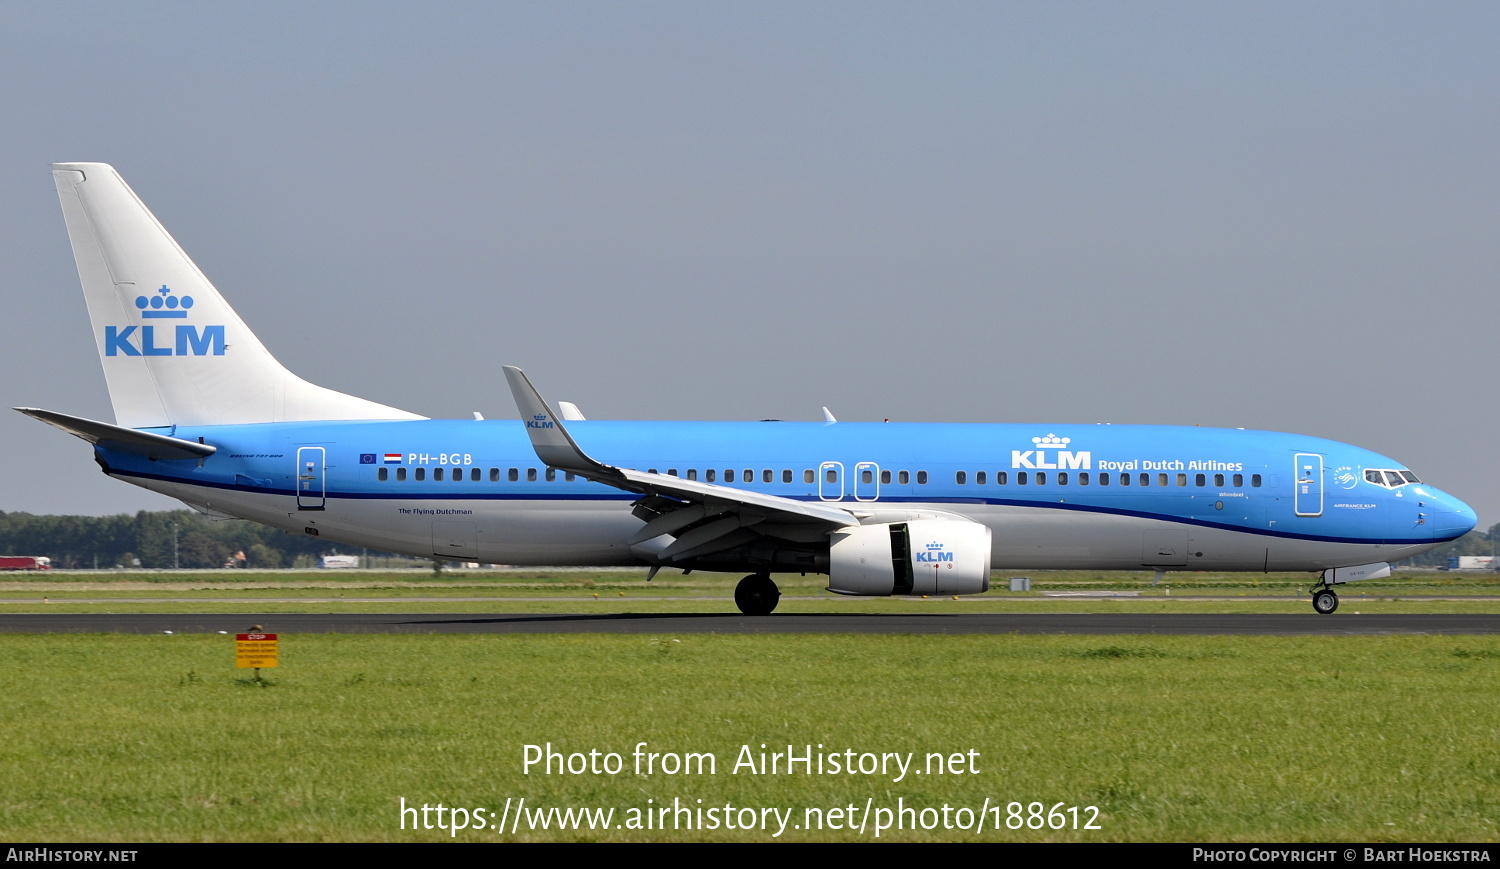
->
[104,285,225,357]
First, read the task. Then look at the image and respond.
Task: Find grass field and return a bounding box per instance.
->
[2,632,1498,842]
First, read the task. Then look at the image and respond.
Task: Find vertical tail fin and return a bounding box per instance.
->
[51,163,423,428]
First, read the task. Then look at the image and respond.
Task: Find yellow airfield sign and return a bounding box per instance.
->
[235,633,279,668]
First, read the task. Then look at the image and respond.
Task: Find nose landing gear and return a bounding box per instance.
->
[735,574,781,615]
[1312,588,1339,614]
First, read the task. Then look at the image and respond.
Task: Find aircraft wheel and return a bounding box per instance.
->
[1312,589,1339,615]
[735,574,780,615]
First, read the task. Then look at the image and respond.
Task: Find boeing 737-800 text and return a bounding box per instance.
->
[18,163,1476,614]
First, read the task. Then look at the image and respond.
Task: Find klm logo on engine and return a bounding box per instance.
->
[1012,433,1091,470]
[104,285,225,357]
[915,542,953,563]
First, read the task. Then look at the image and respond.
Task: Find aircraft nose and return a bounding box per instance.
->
[1426,492,1477,541]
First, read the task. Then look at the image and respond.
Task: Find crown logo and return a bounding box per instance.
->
[135,285,194,319]
[925,542,944,550]
[533,413,548,421]
[1032,433,1071,448]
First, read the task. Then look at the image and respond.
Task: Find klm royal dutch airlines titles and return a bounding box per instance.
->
[19,163,1476,614]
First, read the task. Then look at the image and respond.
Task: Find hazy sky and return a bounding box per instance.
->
[2,2,1497,526]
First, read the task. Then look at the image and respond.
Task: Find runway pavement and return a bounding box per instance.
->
[0,612,1495,635]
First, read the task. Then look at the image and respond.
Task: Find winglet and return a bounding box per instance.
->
[822,406,837,423]
[502,366,610,474]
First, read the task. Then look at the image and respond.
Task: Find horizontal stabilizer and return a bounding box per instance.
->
[14,407,216,460]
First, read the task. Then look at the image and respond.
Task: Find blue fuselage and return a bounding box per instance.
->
[95,419,1475,573]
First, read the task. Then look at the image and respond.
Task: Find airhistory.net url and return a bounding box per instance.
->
[398,796,1101,838]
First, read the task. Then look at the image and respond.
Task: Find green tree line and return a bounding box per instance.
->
[0,510,404,569]
[1404,524,1500,568]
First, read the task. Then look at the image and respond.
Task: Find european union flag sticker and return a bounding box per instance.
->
[360,454,376,464]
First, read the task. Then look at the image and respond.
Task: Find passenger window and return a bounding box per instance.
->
[396,467,407,481]
[1195,474,1206,487]
[1036,472,1047,485]
[546,468,556,482]
[1233,474,1243,487]
[1120,473,1129,486]
[804,470,814,484]
[706,469,716,482]
[1213,473,1223,487]
[489,468,500,482]
[825,469,837,483]
[508,468,518,482]
[783,470,793,483]
[415,468,425,481]
[763,469,773,483]
[527,468,537,482]
[881,470,891,484]
[434,468,444,481]
[668,469,678,477]
[1158,473,1168,487]
[726,469,735,482]
[1140,473,1150,487]
[1251,474,1262,487]
[1057,472,1068,485]
[1017,471,1028,485]
[917,471,928,485]
[862,470,873,484]
[976,471,986,485]
[377,467,388,481]
[955,471,967,485]
[472,468,481,482]
[1079,472,1089,485]
[898,471,910,485]
[1176,473,1187,487]
[996,471,1007,485]
[744,470,753,483]
[565,472,575,482]
[688,469,698,481]
[1098,472,1108,486]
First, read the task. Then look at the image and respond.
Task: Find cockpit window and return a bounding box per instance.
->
[1366,468,1419,488]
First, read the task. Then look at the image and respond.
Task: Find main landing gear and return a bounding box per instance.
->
[1310,583,1339,615]
[735,574,781,615]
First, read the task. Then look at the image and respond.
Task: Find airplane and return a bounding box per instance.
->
[19,163,1477,615]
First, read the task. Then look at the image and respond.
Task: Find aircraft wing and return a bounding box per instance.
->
[503,367,858,565]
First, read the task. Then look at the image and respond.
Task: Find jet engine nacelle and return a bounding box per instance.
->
[828,519,992,596]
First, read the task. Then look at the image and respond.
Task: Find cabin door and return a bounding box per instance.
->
[1294,453,1323,517]
[296,447,325,510]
